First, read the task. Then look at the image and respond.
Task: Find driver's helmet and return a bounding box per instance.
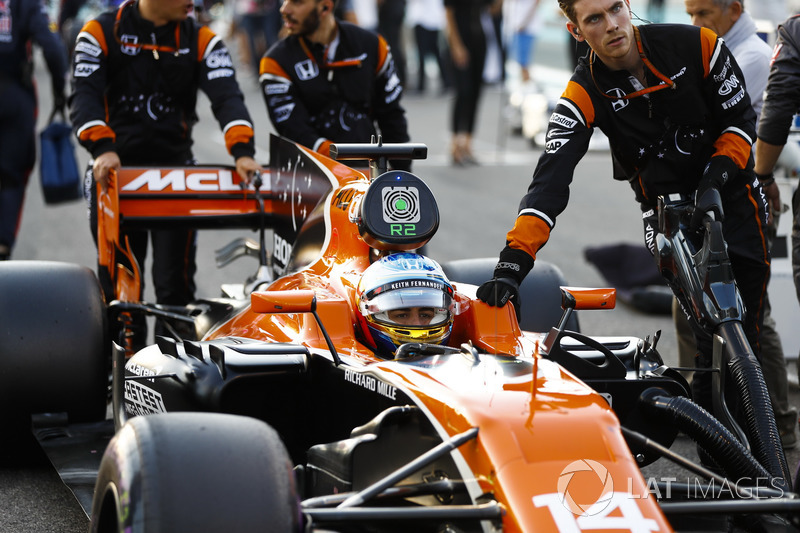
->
[356,252,455,355]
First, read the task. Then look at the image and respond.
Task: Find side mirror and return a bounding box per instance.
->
[251,290,316,314]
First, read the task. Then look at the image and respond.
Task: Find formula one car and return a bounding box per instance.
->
[0,135,797,532]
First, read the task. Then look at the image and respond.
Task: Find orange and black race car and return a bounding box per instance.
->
[0,135,797,532]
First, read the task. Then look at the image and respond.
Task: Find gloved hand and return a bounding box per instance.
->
[690,157,733,230]
[476,246,534,317]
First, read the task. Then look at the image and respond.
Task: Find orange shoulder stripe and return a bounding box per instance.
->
[376,35,389,74]
[699,27,717,78]
[197,26,216,62]
[505,215,551,261]
[562,80,595,126]
[82,19,108,55]
[260,56,290,79]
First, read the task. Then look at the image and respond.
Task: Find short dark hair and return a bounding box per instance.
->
[558,0,580,24]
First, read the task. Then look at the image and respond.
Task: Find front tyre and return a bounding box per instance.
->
[91,412,299,533]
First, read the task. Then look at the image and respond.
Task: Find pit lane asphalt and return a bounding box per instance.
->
[6,32,800,533]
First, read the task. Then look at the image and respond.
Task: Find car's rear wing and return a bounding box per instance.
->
[97,135,349,302]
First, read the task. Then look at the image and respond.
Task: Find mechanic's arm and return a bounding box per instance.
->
[477,81,593,310]
[696,28,757,220]
[198,27,260,183]
[372,35,412,171]
[754,18,800,216]
[259,56,333,156]
[70,19,118,191]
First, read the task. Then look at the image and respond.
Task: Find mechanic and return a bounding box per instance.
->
[754,14,800,403]
[357,252,455,356]
[0,0,68,261]
[69,0,261,348]
[477,0,770,416]
[258,0,412,170]
[681,0,797,449]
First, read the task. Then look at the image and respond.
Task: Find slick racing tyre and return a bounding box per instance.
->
[90,413,300,533]
[0,261,107,423]
[442,258,579,333]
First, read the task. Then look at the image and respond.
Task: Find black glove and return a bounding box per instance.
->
[690,157,732,230]
[476,247,534,316]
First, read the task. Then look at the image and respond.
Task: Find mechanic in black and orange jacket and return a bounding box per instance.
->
[258,0,410,170]
[69,0,261,346]
[478,0,769,408]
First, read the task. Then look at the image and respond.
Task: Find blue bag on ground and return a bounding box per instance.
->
[39,109,81,204]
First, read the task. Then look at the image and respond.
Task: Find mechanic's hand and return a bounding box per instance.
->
[92,151,121,193]
[690,157,732,230]
[235,156,263,185]
[761,181,781,226]
[476,246,534,318]
[477,277,520,307]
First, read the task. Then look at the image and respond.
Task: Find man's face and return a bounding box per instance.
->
[684,0,737,36]
[280,0,323,37]
[569,0,635,66]
[387,307,437,326]
[145,0,195,23]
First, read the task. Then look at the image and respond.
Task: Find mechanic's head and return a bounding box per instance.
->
[357,252,455,356]
[280,0,337,40]
[560,0,635,67]
[684,0,742,37]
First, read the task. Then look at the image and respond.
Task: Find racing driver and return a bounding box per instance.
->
[477,0,770,413]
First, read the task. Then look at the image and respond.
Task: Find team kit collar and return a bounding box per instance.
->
[114,0,183,60]
[589,25,677,101]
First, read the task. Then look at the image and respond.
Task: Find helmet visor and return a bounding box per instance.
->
[361,289,453,327]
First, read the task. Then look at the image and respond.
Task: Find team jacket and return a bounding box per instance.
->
[758,15,800,147]
[68,1,255,164]
[506,24,757,261]
[0,0,66,94]
[259,21,409,158]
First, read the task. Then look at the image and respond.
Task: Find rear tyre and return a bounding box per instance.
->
[442,258,579,333]
[0,261,107,422]
[91,412,299,533]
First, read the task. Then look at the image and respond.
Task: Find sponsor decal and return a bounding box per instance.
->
[125,380,167,416]
[74,62,101,77]
[121,169,242,192]
[721,87,745,109]
[119,34,140,56]
[206,48,233,69]
[605,88,628,112]
[497,261,520,271]
[550,112,578,129]
[713,56,731,83]
[548,129,574,138]
[670,66,687,81]
[545,138,570,153]
[75,41,102,57]
[208,68,234,80]
[274,103,295,123]
[717,73,740,96]
[771,43,783,67]
[266,83,289,95]
[294,59,319,81]
[343,368,397,400]
[273,233,293,267]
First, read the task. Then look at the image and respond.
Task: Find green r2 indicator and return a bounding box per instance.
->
[390,224,417,236]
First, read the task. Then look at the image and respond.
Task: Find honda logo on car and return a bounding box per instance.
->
[122,169,247,192]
